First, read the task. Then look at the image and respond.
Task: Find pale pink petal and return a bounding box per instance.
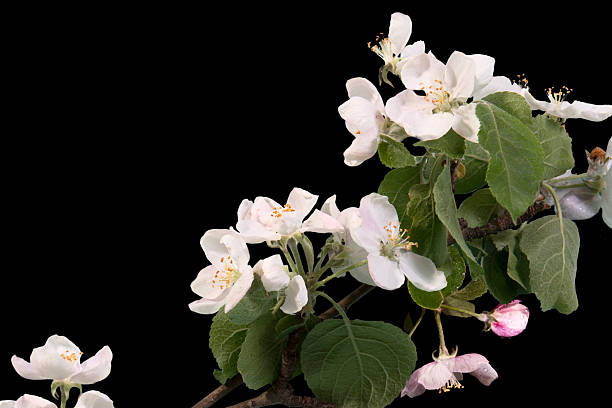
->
[73,391,114,408]
[286,188,318,222]
[29,335,82,380]
[11,356,46,380]
[14,395,56,408]
[416,360,454,390]
[367,254,405,290]
[490,300,529,337]
[350,193,396,252]
[253,255,289,292]
[236,219,281,244]
[190,265,227,299]
[302,210,345,234]
[389,12,412,55]
[69,346,112,385]
[320,195,341,219]
[446,353,489,373]
[346,77,385,113]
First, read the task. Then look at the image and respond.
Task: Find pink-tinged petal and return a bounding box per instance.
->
[469,362,498,386]
[398,251,447,291]
[286,187,318,222]
[343,132,380,167]
[389,12,412,55]
[346,77,385,113]
[367,254,405,290]
[190,265,227,299]
[69,346,112,385]
[73,391,114,408]
[223,267,254,312]
[400,52,445,90]
[416,360,454,390]
[401,363,433,397]
[302,210,345,234]
[30,335,82,380]
[14,395,56,408]
[188,295,227,315]
[452,104,480,143]
[11,356,46,380]
[350,193,397,251]
[253,254,289,292]
[490,300,530,337]
[444,51,476,100]
[344,241,373,285]
[447,353,489,373]
[280,275,308,314]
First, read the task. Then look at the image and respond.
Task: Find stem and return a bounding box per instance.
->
[314,291,350,321]
[312,259,368,290]
[547,173,586,185]
[312,247,330,281]
[440,304,483,319]
[319,284,375,320]
[288,238,306,278]
[434,311,448,355]
[280,241,299,275]
[407,308,426,337]
[543,182,563,219]
[59,386,68,408]
[192,375,244,408]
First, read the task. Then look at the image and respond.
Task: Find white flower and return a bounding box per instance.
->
[368,12,425,74]
[252,255,308,314]
[349,193,447,291]
[10,335,112,385]
[0,395,56,408]
[524,87,612,121]
[320,195,372,285]
[602,137,612,228]
[189,229,254,314]
[236,187,343,243]
[387,51,488,143]
[73,391,114,408]
[338,78,387,166]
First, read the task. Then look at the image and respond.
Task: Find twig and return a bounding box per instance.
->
[319,284,375,320]
[192,374,244,408]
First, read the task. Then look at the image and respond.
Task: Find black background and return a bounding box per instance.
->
[1,2,610,407]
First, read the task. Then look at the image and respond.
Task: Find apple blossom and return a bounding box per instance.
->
[387,51,487,142]
[236,187,343,243]
[524,87,612,121]
[401,350,498,397]
[349,193,447,291]
[189,229,254,314]
[487,300,529,337]
[253,254,308,314]
[0,395,56,408]
[320,195,372,285]
[10,335,112,386]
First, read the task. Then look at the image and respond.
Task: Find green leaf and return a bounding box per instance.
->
[378,166,421,226]
[415,129,466,159]
[442,296,476,318]
[458,188,501,228]
[237,313,285,389]
[476,94,545,221]
[408,281,443,309]
[301,319,417,408]
[378,137,416,168]
[519,215,580,314]
[209,310,249,384]
[440,246,466,297]
[463,245,485,280]
[483,241,527,304]
[530,115,575,180]
[453,277,488,301]
[454,141,489,194]
[226,275,277,325]
[490,229,531,290]
[482,91,533,125]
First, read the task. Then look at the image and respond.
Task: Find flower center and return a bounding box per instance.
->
[380,221,418,259]
[211,256,241,290]
[420,80,453,112]
[60,350,83,363]
[438,376,464,394]
[368,36,399,67]
[513,73,529,89]
[270,204,296,218]
[546,85,573,104]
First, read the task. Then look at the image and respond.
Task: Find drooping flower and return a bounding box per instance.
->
[320,195,372,285]
[349,193,447,291]
[253,254,308,314]
[0,395,56,408]
[368,12,425,76]
[73,391,114,408]
[487,300,529,337]
[236,188,343,243]
[10,335,112,385]
[524,87,612,121]
[401,350,498,397]
[189,229,254,314]
[387,51,488,142]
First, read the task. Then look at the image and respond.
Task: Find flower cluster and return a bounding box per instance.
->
[3,335,114,408]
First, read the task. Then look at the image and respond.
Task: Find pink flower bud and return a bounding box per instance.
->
[489,300,529,337]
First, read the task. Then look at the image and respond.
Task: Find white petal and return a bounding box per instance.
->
[444,51,476,100]
[417,361,454,390]
[398,251,447,291]
[602,174,612,229]
[30,335,82,380]
[472,76,520,101]
[566,100,612,121]
[200,229,233,264]
[399,40,425,59]
[69,346,112,385]
[389,12,412,55]
[343,132,380,166]
[386,90,452,140]
[286,187,318,222]
[253,254,289,292]
[190,265,227,299]
[468,54,495,95]
[236,219,281,244]
[73,391,114,408]
[338,97,381,139]
[11,356,46,380]
[0,402,15,408]
[400,52,445,90]
[350,193,397,252]
[320,195,341,219]
[346,77,385,113]
[302,210,345,234]
[452,104,480,143]
[281,275,308,314]
[344,241,374,286]
[223,266,254,312]
[558,188,602,220]
[220,232,250,268]
[188,293,228,315]
[14,395,56,408]
[367,254,405,290]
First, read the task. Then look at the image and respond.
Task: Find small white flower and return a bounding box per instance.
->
[10,335,112,386]
[236,188,343,243]
[189,229,254,314]
[253,255,308,314]
[349,193,447,291]
[524,87,612,121]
